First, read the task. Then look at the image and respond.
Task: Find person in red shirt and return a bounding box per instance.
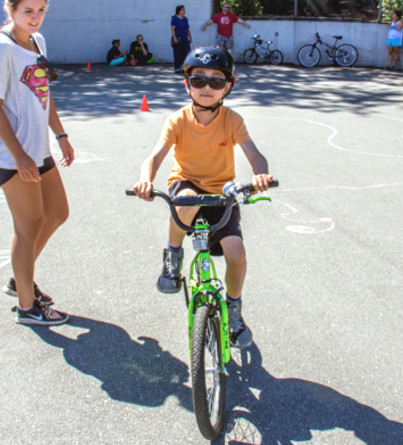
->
[202,2,250,54]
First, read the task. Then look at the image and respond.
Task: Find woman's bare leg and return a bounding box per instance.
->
[3,175,44,309]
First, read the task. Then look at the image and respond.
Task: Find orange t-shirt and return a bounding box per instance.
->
[158,104,251,194]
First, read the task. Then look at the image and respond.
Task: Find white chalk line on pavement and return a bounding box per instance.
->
[264,182,402,235]
[51,148,105,164]
[243,116,403,159]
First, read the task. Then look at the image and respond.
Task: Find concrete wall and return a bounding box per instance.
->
[1,1,391,67]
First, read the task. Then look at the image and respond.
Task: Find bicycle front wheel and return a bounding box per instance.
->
[297,44,320,67]
[191,303,226,440]
[335,44,358,67]
[243,48,257,64]
[269,49,284,66]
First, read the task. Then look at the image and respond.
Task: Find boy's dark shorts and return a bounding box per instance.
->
[0,156,55,187]
[169,180,243,256]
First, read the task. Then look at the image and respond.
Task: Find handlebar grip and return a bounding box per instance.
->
[239,179,279,194]
[125,188,155,198]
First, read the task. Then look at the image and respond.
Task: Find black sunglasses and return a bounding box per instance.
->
[37,55,58,81]
[188,75,227,90]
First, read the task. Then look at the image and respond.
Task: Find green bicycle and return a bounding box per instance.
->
[126,180,278,440]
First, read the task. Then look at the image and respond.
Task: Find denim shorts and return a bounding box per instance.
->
[0,156,55,187]
[169,180,242,256]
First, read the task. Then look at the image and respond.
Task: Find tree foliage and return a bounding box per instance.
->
[382,0,403,20]
[225,0,263,16]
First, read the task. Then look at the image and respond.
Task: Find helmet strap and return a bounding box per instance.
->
[191,97,223,112]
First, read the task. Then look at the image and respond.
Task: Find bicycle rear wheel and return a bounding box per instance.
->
[191,303,226,440]
[297,44,320,67]
[243,48,257,64]
[335,44,358,67]
[269,49,284,66]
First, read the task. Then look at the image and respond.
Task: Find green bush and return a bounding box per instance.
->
[382,0,403,20]
[226,0,263,16]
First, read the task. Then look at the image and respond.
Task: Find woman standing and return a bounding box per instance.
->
[0,0,74,325]
[386,10,403,71]
[171,5,192,73]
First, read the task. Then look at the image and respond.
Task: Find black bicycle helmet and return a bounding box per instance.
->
[182,46,235,111]
[182,46,235,85]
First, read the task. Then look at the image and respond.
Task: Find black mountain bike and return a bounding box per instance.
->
[297,32,358,68]
[243,34,283,66]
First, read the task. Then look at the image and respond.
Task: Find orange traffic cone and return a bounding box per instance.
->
[140,95,149,111]
[86,61,92,72]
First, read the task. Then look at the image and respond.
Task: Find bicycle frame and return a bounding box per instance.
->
[314,38,336,59]
[186,219,231,367]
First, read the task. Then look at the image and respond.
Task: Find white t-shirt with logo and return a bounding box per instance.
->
[0,31,51,169]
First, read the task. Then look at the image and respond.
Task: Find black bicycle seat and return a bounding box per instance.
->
[333,35,342,39]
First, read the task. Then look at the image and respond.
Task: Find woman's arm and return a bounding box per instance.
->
[48,94,74,167]
[0,99,40,181]
[171,25,178,43]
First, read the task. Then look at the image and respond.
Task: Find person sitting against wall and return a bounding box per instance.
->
[128,34,154,65]
[106,39,128,66]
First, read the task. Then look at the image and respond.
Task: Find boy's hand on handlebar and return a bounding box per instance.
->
[252,174,273,192]
[133,181,154,200]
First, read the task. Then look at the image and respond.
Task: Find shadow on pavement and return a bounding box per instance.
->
[51,64,403,118]
[213,343,403,445]
[30,315,193,411]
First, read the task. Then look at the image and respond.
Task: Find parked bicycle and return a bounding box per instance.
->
[126,180,278,440]
[297,32,358,67]
[243,34,284,66]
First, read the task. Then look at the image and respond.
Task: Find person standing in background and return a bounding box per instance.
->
[386,10,403,71]
[202,2,250,54]
[171,5,192,73]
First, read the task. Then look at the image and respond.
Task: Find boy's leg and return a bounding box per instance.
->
[221,236,246,300]
[157,187,199,293]
[221,236,253,348]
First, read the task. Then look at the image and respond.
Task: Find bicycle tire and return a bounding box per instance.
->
[191,303,226,440]
[243,48,257,65]
[297,44,320,67]
[334,44,358,67]
[269,49,284,66]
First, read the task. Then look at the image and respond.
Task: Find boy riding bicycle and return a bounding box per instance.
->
[133,46,273,348]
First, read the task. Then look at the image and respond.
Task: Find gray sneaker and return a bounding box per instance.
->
[156,248,184,294]
[227,299,253,348]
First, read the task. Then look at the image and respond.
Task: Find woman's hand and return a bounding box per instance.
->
[58,138,74,167]
[15,152,40,182]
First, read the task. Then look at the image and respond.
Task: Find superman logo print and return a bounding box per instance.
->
[20,64,49,110]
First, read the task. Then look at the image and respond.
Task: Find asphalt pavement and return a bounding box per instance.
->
[0,63,402,445]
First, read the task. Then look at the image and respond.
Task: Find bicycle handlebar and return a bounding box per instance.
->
[126,180,279,233]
